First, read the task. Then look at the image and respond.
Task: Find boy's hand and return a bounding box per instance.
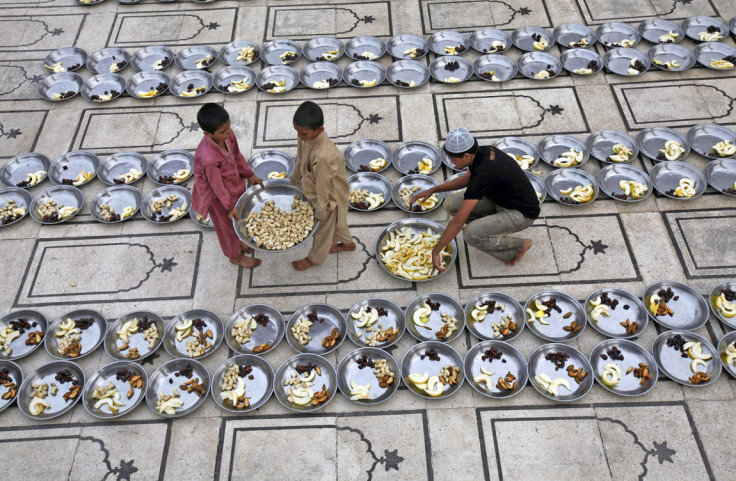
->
[250,175,264,187]
[227,208,240,221]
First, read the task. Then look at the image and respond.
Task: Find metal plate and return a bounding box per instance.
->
[126,71,169,99]
[596,22,641,48]
[525,172,546,204]
[639,19,684,44]
[603,47,650,76]
[589,339,658,396]
[0,152,50,188]
[652,330,721,386]
[30,185,84,224]
[190,208,213,227]
[49,150,99,186]
[273,353,337,412]
[82,361,148,419]
[0,310,47,360]
[0,187,32,226]
[0,361,22,413]
[163,309,223,359]
[587,129,638,163]
[337,348,401,404]
[402,341,464,400]
[213,65,256,94]
[345,36,386,61]
[597,164,652,202]
[218,40,260,66]
[211,354,274,413]
[343,60,386,88]
[717,330,736,378]
[553,23,596,48]
[528,343,593,402]
[647,44,695,71]
[470,28,511,54]
[427,30,470,56]
[104,311,165,361]
[682,15,728,42]
[131,46,174,72]
[387,34,429,59]
[170,70,213,98]
[732,15,736,38]
[44,47,87,73]
[392,141,442,174]
[473,53,517,82]
[405,293,464,343]
[375,218,457,282]
[464,340,527,399]
[286,304,346,354]
[347,172,392,211]
[256,65,299,93]
[694,42,736,71]
[81,73,126,102]
[98,151,147,185]
[687,123,736,159]
[148,149,193,185]
[300,61,343,89]
[649,161,706,199]
[511,26,555,52]
[539,135,589,168]
[17,361,85,420]
[225,304,285,356]
[45,309,106,360]
[303,37,345,62]
[174,45,218,70]
[246,150,295,180]
[346,298,405,349]
[391,174,443,213]
[233,180,319,251]
[38,72,83,101]
[517,51,562,79]
[344,139,393,173]
[89,185,142,223]
[524,291,586,341]
[544,168,599,206]
[145,359,210,417]
[636,127,690,161]
[87,47,129,74]
[643,280,709,330]
[444,172,468,192]
[140,185,191,223]
[492,137,539,171]
[464,292,524,341]
[583,287,648,338]
[441,150,464,171]
[261,39,302,65]
[386,60,430,88]
[560,48,603,75]
[705,158,736,196]
[429,55,473,83]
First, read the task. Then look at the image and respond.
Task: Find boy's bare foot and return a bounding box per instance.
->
[329,242,356,254]
[230,254,261,269]
[292,257,314,271]
[505,239,533,266]
[239,241,253,254]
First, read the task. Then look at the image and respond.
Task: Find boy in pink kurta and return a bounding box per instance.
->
[191,103,263,269]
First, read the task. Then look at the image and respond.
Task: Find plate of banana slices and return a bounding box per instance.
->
[470,28,511,54]
[429,55,473,84]
[553,23,596,49]
[465,292,524,341]
[597,164,652,202]
[38,72,82,101]
[603,47,649,76]
[343,60,386,89]
[49,150,99,187]
[274,353,337,412]
[464,340,527,399]
[401,341,464,399]
[86,47,130,75]
[105,311,165,362]
[392,141,442,175]
[427,30,470,56]
[43,47,87,74]
[256,65,299,93]
[647,44,695,72]
[90,185,141,223]
[45,308,107,360]
[392,174,444,213]
[717,330,736,379]
[589,339,658,396]
[709,281,736,329]
[586,130,638,163]
[211,354,274,413]
[511,26,555,52]
[405,293,464,343]
[18,361,85,420]
[219,40,260,66]
[682,15,728,43]
[174,45,218,70]
[148,150,193,185]
[344,139,393,173]
[30,185,84,224]
[545,168,599,206]
[213,65,256,94]
[517,51,562,80]
[146,359,210,417]
[387,34,429,59]
[0,310,47,360]
[345,36,387,61]
[261,39,302,66]
[337,347,401,404]
[584,287,648,339]
[596,22,640,48]
[81,73,126,102]
[0,187,32,226]
[348,172,392,211]
[524,291,586,342]
[170,70,212,98]
[126,70,169,99]
[539,134,590,168]
[528,343,593,402]
[473,53,518,82]
[560,48,603,75]
[643,280,709,330]
[246,150,295,181]
[98,152,147,185]
[386,59,430,88]
[493,137,539,171]
[130,45,174,72]
[346,298,405,348]
[652,330,720,387]
[638,19,684,44]
[300,61,343,90]
[164,309,224,359]
[0,152,50,188]
[303,37,344,62]
[687,123,736,159]
[636,127,690,161]
[695,42,736,70]
[649,161,706,200]
[705,158,736,197]
[82,361,148,419]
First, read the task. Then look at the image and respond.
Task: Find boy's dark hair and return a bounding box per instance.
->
[443,138,479,158]
[293,101,324,130]
[197,103,229,134]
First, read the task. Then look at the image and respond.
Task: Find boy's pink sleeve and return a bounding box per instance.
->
[231,133,254,179]
[204,162,235,211]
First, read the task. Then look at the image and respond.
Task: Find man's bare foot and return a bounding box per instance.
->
[239,241,253,254]
[230,254,261,269]
[292,257,314,271]
[329,242,356,254]
[505,239,533,266]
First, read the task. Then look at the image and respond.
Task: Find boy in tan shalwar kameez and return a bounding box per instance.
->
[291,101,355,271]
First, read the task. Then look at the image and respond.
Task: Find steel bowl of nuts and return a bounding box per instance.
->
[233,179,319,252]
[0,360,23,413]
[104,311,165,362]
[211,354,275,413]
[82,360,148,419]
[163,309,224,360]
[45,309,107,361]
[286,304,347,355]
[145,359,210,417]
[337,347,401,404]
[0,310,48,360]
[225,304,285,356]
[273,353,338,412]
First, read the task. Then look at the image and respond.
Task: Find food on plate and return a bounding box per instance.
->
[240,197,315,250]
[531,34,549,50]
[379,226,451,280]
[553,148,584,167]
[658,30,679,43]
[626,57,647,75]
[608,143,633,162]
[0,199,27,224]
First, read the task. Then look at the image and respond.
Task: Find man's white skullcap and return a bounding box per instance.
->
[444,128,475,153]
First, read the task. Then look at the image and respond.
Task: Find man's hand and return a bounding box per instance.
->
[227,208,240,221]
[249,175,264,187]
[431,246,447,272]
[409,189,431,206]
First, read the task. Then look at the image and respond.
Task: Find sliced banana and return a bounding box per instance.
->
[194,55,214,69]
[236,46,256,63]
[45,62,65,73]
[418,157,433,174]
[609,143,633,162]
[698,31,723,42]
[267,171,286,179]
[673,177,696,198]
[709,58,735,70]
[658,140,686,161]
[552,148,583,167]
[368,157,386,171]
[532,37,549,50]
[266,79,287,93]
[658,30,679,43]
[173,169,191,182]
[137,88,158,98]
[534,70,550,80]
[713,140,736,157]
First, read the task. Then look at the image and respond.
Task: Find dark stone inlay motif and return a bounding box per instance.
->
[106,9,237,47]
[265,2,391,41]
[0,14,85,52]
[420,0,549,33]
[575,0,717,25]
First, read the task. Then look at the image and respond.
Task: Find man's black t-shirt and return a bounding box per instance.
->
[463,145,540,219]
